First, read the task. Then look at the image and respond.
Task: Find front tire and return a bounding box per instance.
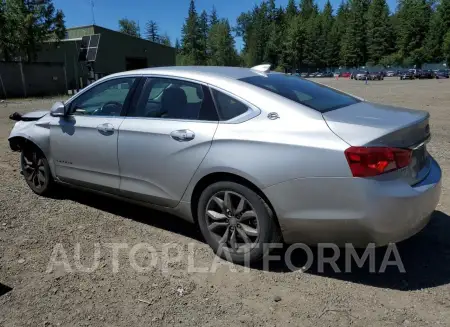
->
[197,181,280,264]
[21,146,54,196]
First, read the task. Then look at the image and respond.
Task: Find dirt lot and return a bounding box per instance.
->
[1,78,450,327]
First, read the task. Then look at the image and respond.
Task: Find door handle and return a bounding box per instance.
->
[170,129,195,142]
[97,123,114,134]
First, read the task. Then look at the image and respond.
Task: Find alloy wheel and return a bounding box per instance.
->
[205,191,259,253]
[22,150,46,189]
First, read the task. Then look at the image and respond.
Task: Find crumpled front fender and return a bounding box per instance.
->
[8,118,51,159]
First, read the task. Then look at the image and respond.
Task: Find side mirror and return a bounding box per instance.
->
[50,101,68,117]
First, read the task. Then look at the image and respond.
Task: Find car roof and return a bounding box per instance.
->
[110,66,262,84]
[95,66,325,118]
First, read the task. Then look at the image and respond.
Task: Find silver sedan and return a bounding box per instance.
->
[8,65,441,263]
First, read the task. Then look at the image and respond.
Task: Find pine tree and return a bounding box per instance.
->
[237,2,271,66]
[366,0,392,64]
[119,18,140,38]
[302,6,321,67]
[181,0,202,65]
[299,0,317,20]
[264,2,284,66]
[210,6,219,26]
[1,0,66,62]
[198,10,209,64]
[425,0,450,62]
[281,15,305,71]
[145,20,159,42]
[320,1,335,67]
[286,0,298,18]
[397,0,432,66]
[207,19,238,66]
[340,0,369,67]
[159,33,171,46]
[443,30,450,64]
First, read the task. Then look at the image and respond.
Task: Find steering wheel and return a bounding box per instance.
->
[92,101,123,116]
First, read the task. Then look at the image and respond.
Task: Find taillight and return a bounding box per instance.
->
[344,146,412,177]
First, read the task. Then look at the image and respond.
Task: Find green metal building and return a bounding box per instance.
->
[37,25,176,90]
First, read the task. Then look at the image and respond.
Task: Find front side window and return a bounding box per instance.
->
[70,77,136,116]
[240,73,360,113]
[129,77,218,121]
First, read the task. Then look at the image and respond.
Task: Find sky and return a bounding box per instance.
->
[53,0,397,50]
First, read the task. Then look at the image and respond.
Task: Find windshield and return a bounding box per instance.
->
[239,73,360,113]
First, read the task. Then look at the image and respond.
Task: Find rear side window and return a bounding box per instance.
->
[211,89,249,120]
[240,74,360,113]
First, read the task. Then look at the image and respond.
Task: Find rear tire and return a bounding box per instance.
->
[197,181,281,264]
[21,146,54,196]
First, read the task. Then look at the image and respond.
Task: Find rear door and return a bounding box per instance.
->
[117,77,219,207]
[50,77,138,190]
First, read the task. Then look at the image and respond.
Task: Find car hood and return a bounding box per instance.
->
[22,110,49,120]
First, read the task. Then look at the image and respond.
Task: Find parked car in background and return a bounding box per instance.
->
[368,72,384,80]
[399,70,414,80]
[435,69,449,79]
[386,71,396,77]
[409,69,421,78]
[341,72,351,78]
[355,71,369,80]
[301,72,309,78]
[323,72,334,77]
[8,64,441,264]
[418,70,434,79]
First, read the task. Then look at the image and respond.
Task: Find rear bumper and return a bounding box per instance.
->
[264,158,442,247]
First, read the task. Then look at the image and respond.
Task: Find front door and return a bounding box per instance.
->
[50,77,138,191]
[118,77,219,207]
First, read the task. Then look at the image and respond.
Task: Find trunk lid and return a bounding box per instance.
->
[323,102,431,184]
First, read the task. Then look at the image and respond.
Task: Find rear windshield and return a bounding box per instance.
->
[239,74,360,113]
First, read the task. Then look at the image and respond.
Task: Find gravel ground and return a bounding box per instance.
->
[1,78,450,327]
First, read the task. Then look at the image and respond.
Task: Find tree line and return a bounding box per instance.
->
[118,2,240,66]
[2,0,449,70]
[118,18,171,46]
[0,0,66,62]
[177,0,450,70]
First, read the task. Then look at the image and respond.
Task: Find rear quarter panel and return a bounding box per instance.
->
[182,103,352,202]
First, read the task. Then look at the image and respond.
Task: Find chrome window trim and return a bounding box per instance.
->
[141,74,209,86]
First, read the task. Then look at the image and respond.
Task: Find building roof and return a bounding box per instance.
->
[65,24,174,49]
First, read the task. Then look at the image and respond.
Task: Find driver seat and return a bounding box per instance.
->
[161,88,188,119]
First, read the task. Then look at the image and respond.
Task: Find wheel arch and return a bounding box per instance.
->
[190,172,282,234]
[9,135,44,154]
[9,135,56,178]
